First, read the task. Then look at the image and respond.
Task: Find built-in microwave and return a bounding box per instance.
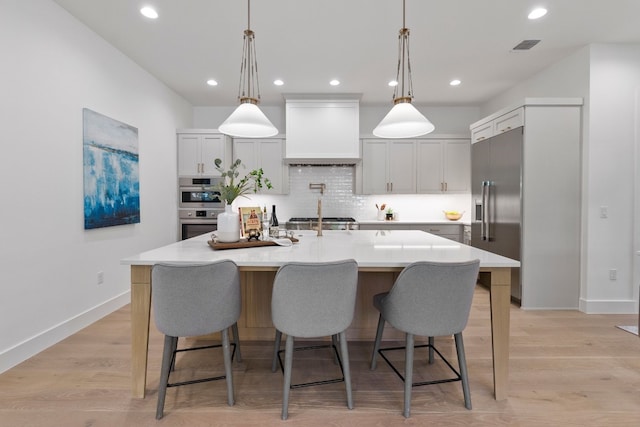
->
[178,176,223,209]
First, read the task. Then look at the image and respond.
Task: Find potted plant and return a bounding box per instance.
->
[214,158,272,242]
[385,207,394,220]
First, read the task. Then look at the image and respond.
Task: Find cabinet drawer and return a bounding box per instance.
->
[423,224,460,235]
[471,121,494,143]
[494,108,523,134]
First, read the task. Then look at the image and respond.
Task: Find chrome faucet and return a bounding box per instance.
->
[316,198,323,237]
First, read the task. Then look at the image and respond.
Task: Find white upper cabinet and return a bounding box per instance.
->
[417,140,470,193]
[285,98,360,162]
[177,130,231,176]
[470,107,524,143]
[233,138,288,194]
[361,139,416,194]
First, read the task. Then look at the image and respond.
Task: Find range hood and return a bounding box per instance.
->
[284,94,361,164]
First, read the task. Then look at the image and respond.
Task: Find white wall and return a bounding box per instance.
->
[480,47,591,116]
[585,44,640,313]
[0,0,193,372]
[479,44,640,313]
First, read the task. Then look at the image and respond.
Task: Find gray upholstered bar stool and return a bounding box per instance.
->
[270,260,359,420]
[152,260,241,419]
[370,259,480,418]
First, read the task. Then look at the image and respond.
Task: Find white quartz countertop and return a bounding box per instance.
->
[122,230,518,268]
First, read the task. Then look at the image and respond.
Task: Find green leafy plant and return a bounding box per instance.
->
[214,158,272,204]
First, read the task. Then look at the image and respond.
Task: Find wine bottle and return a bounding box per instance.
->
[261,206,269,239]
[270,205,279,227]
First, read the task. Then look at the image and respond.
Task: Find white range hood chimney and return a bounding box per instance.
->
[284,94,361,164]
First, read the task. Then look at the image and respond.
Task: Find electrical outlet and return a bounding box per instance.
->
[609,269,617,281]
[600,206,608,218]
[97,271,104,285]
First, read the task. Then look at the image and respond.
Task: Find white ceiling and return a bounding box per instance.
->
[52,0,640,107]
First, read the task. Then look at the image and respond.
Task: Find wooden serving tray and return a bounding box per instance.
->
[208,237,298,250]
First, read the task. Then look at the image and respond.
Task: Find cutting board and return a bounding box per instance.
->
[208,237,298,250]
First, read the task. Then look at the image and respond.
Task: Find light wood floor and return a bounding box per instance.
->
[1,286,639,426]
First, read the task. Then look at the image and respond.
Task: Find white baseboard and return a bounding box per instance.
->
[579,298,639,314]
[0,291,130,374]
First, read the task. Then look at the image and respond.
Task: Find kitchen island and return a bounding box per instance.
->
[122,230,519,401]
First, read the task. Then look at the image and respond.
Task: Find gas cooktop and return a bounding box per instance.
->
[288,217,356,222]
[286,217,358,231]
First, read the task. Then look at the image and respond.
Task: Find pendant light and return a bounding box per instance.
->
[373,0,434,138]
[219,0,278,138]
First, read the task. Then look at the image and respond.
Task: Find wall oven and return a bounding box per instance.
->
[179,209,221,240]
[179,176,223,209]
[178,176,223,240]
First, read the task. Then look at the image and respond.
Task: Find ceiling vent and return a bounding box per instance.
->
[512,40,541,50]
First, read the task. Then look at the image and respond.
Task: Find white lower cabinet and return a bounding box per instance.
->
[358,222,464,242]
[232,138,288,194]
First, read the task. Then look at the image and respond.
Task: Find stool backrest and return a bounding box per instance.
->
[381,260,480,337]
[271,260,358,338]
[152,260,241,337]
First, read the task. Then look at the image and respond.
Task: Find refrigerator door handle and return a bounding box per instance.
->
[480,181,487,240]
[484,181,492,241]
[480,181,490,240]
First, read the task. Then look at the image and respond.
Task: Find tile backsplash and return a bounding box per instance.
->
[237,165,471,223]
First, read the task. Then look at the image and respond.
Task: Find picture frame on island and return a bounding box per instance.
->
[239,206,262,238]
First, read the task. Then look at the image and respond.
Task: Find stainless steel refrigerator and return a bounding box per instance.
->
[471,128,523,301]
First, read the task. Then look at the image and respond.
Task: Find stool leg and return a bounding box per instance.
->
[282,335,294,420]
[156,335,177,420]
[170,337,178,372]
[403,333,415,418]
[370,314,385,370]
[454,332,472,410]
[231,323,242,363]
[339,331,354,409]
[221,328,235,406]
[332,334,340,364]
[428,336,435,364]
[272,329,282,372]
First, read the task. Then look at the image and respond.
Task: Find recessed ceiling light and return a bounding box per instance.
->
[206,79,218,86]
[329,79,340,86]
[388,80,399,87]
[528,7,547,20]
[273,79,284,86]
[140,6,158,19]
[450,79,461,86]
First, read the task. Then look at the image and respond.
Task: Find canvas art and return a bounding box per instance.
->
[83,108,140,229]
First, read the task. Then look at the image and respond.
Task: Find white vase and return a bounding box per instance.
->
[217,204,240,242]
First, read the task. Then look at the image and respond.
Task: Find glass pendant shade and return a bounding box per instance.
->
[219,101,278,138]
[373,101,434,138]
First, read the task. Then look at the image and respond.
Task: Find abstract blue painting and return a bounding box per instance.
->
[83,108,140,229]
